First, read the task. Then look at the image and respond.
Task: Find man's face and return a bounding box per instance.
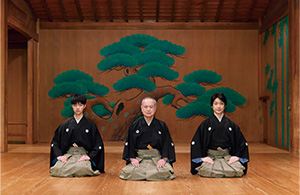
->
[211,97,225,115]
[141,98,157,118]
[72,102,86,116]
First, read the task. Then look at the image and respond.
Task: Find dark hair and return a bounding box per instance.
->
[210,93,227,106]
[71,94,87,105]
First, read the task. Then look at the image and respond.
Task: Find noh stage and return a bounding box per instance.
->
[1,142,299,195]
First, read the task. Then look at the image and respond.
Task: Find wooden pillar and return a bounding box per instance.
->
[34,19,40,143]
[1,0,8,152]
[6,0,38,144]
[289,0,300,154]
[27,39,34,144]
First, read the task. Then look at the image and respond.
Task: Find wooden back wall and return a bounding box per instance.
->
[37,29,260,143]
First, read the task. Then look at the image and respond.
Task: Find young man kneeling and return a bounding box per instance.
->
[50,94,104,177]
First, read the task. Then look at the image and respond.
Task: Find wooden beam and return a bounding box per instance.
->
[200,0,208,22]
[139,0,143,22]
[231,0,241,22]
[122,0,128,22]
[27,39,34,144]
[259,0,288,34]
[7,0,38,41]
[59,0,68,22]
[23,0,36,19]
[170,0,175,22]
[41,0,52,22]
[185,0,191,22]
[91,0,98,22]
[106,0,113,22]
[261,0,270,19]
[1,0,8,153]
[215,0,224,22]
[246,0,257,22]
[289,0,300,154]
[75,0,83,22]
[156,0,160,22]
[40,21,259,30]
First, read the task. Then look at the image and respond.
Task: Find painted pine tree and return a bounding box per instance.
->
[49,34,246,140]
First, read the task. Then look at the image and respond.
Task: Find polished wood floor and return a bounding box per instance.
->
[1,142,299,195]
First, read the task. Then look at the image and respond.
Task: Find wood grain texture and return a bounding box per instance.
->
[1,142,299,194]
[7,48,27,143]
[259,0,288,34]
[289,0,300,154]
[27,39,34,144]
[1,0,8,152]
[7,0,38,40]
[33,38,39,144]
[38,29,259,143]
[40,22,259,30]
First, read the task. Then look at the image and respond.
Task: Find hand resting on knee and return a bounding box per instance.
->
[201,157,214,164]
[130,158,140,167]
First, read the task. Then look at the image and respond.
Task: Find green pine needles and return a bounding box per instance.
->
[49,33,246,127]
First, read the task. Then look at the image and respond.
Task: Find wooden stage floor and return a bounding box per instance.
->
[1,142,299,195]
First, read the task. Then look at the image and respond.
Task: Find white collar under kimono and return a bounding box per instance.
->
[74,115,83,124]
[144,116,154,126]
[214,113,224,122]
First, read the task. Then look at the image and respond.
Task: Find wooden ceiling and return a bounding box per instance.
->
[24,0,270,23]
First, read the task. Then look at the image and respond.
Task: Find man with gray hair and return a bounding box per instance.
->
[119,97,176,181]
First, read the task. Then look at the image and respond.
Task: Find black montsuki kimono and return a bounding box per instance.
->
[122,117,176,165]
[190,115,249,175]
[50,116,105,173]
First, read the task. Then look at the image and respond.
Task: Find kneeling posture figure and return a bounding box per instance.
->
[50,94,104,177]
[191,93,249,178]
[119,97,176,181]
